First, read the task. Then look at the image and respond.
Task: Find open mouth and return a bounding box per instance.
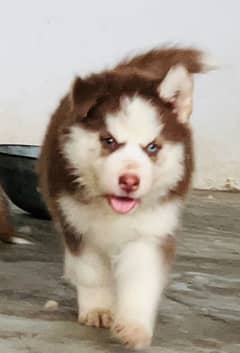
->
[106,195,140,214]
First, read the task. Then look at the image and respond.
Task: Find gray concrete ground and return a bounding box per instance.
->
[0,191,239,353]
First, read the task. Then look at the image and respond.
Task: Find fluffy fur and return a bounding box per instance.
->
[0,186,30,244]
[0,185,31,245]
[39,46,215,349]
[0,185,14,242]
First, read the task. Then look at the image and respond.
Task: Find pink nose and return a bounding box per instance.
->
[119,174,140,193]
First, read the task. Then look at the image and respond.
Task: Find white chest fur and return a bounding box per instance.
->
[58,194,182,255]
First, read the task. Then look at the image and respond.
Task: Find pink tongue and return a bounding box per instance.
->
[108,196,138,214]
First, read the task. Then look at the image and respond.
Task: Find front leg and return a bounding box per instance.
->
[77,285,113,328]
[55,204,115,329]
[112,237,175,350]
[64,245,114,328]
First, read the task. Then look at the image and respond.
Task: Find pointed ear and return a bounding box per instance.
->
[157,64,194,124]
[70,77,103,118]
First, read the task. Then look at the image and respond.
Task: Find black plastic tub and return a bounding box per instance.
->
[0,145,50,219]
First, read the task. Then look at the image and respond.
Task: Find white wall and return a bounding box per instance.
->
[0,0,239,190]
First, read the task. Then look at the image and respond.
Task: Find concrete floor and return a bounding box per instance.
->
[0,191,239,353]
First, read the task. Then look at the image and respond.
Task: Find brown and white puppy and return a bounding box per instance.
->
[0,185,15,242]
[0,186,30,244]
[39,47,216,350]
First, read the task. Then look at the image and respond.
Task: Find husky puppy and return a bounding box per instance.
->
[39,47,215,349]
[0,186,30,244]
[0,185,15,242]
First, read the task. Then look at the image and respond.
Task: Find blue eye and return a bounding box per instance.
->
[146,142,161,155]
[147,144,157,152]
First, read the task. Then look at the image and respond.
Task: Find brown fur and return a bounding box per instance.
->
[116,47,205,77]
[161,234,177,269]
[0,186,15,242]
[39,46,206,253]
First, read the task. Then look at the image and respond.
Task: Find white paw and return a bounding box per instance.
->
[111,320,152,350]
[79,309,113,328]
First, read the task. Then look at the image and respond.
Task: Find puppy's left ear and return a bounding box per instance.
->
[158,64,194,124]
[70,76,104,118]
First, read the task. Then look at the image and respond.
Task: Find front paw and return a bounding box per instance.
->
[79,309,113,328]
[111,320,152,350]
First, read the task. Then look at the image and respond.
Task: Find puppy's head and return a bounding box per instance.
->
[62,48,216,214]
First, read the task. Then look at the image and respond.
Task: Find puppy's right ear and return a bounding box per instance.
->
[70,77,103,118]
